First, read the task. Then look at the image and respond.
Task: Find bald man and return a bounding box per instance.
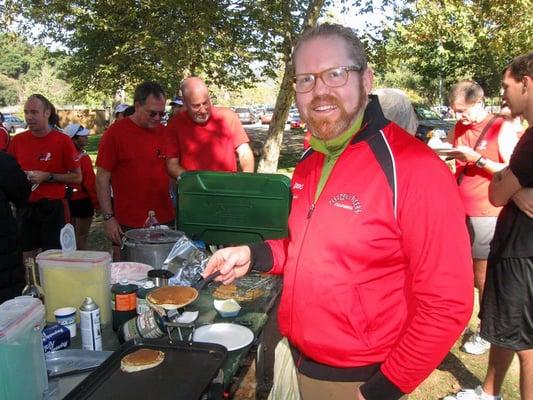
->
[165,77,254,177]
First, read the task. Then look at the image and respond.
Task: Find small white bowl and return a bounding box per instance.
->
[213,299,241,318]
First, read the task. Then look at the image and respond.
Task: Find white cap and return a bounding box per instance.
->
[114,103,129,114]
[64,123,90,138]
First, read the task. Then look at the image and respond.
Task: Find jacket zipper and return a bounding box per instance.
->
[289,208,313,338]
[288,154,338,338]
[307,203,315,219]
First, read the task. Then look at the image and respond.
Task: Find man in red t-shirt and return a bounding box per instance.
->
[448,81,519,355]
[96,82,175,258]
[8,94,81,260]
[165,77,254,178]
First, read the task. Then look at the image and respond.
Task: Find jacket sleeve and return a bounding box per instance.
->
[0,152,31,207]
[248,237,290,275]
[361,156,473,398]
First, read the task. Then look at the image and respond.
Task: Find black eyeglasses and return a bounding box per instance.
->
[293,65,362,93]
[147,110,167,118]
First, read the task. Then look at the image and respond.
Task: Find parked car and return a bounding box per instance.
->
[287,107,299,124]
[413,105,455,142]
[254,106,267,117]
[3,114,26,133]
[234,107,257,124]
[260,107,275,125]
[290,113,305,130]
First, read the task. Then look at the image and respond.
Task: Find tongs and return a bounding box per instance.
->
[191,270,221,291]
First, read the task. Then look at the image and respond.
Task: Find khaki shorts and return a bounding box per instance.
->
[466,216,497,259]
[296,372,408,400]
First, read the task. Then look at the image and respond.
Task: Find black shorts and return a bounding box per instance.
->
[69,198,94,218]
[17,199,66,252]
[480,256,533,350]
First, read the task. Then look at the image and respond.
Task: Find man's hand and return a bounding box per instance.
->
[454,145,480,163]
[27,170,52,184]
[203,246,252,285]
[103,217,123,244]
[512,188,533,218]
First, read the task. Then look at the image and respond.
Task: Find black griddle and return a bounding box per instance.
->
[64,338,227,400]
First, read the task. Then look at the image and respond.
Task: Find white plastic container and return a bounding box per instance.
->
[37,250,112,326]
[0,296,47,400]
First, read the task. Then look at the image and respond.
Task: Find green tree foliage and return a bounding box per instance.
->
[0,34,32,79]
[0,33,70,106]
[0,0,313,97]
[0,78,18,105]
[374,0,533,101]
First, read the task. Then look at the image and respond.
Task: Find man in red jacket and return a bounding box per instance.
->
[203,23,473,399]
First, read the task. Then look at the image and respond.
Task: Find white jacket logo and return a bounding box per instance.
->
[329,193,362,213]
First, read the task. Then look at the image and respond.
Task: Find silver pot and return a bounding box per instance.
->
[121,228,184,270]
[147,269,174,287]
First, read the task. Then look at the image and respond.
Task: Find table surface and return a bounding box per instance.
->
[46,271,281,398]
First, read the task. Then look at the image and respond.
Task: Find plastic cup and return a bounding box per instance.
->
[54,307,77,338]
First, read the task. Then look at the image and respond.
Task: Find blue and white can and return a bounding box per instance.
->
[42,324,71,353]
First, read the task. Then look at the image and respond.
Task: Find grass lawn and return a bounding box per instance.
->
[86,129,520,400]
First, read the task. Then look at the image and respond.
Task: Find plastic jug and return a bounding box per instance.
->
[0,296,47,400]
[36,250,112,326]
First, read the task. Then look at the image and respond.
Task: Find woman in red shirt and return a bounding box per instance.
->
[64,123,99,250]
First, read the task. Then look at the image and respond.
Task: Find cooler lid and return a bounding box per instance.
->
[0,296,45,343]
[36,250,112,264]
[124,228,184,244]
[177,171,291,245]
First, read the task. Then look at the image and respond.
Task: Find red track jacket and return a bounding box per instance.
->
[250,97,473,399]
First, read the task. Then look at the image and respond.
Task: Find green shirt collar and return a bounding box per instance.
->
[309,112,364,157]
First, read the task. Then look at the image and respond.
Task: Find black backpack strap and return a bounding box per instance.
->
[367,130,397,220]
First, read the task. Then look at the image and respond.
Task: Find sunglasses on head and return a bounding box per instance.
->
[75,125,85,134]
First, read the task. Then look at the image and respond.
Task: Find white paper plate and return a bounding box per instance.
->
[193,323,254,351]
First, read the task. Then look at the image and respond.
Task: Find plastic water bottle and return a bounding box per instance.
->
[143,210,159,228]
[21,258,45,303]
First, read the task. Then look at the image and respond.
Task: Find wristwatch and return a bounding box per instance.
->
[103,213,114,221]
[475,156,488,168]
[47,173,54,182]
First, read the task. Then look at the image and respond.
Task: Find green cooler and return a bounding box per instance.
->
[177,171,291,245]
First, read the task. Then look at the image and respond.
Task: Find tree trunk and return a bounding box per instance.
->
[256,0,325,173]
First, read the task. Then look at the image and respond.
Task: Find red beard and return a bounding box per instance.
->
[305,86,367,140]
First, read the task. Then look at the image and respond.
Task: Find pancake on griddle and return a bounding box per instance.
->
[146,286,198,310]
[120,348,165,373]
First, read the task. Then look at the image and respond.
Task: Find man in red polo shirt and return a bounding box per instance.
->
[165,77,254,178]
[96,82,175,257]
[8,94,81,259]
